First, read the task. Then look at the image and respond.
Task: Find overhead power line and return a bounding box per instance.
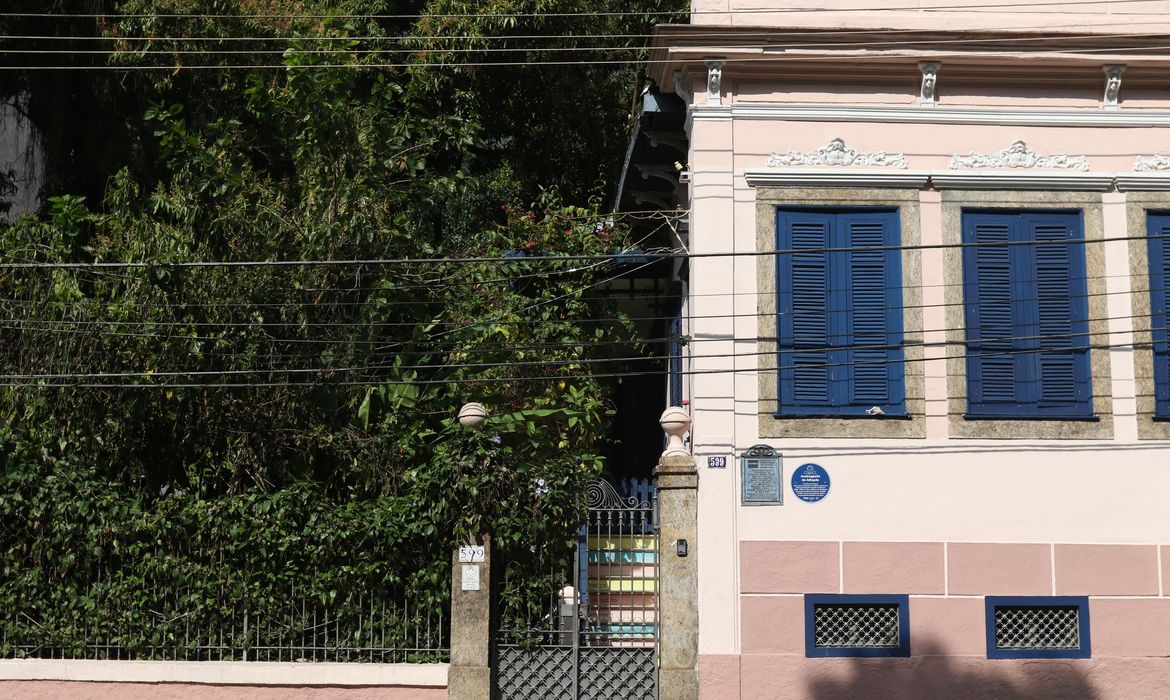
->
[9,40,1170,70]
[11,16,1170,48]
[2,232,1164,269]
[2,313,1164,381]
[0,336,1156,390]
[12,21,1168,43]
[4,282,1167,332]
[10,29,1170,56]
[0,0,1166,20]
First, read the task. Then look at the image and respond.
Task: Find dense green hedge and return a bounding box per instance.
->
[0,0,684,658]
[0,447,452,659]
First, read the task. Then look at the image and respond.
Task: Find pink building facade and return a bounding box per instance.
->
[650,2,1170,697]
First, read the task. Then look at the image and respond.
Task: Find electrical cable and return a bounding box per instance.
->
[1,0,1166,20]
[0,336,1159,389]
[13,20,1170,43]
[12,29,1170,56]
[10,42,1170,70]
[3,233,1166,269]
[6,262,1123,302]
[4,313,1166,380]
[3,282,1167,332]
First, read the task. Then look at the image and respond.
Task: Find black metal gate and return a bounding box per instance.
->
[494,477,658,700]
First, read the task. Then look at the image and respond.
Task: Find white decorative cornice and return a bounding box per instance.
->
[1115,172,1170,191]
[948,141,1089,171]
[766,138,908,169]
[929,172,1113,191]
[743,168,1116,191]
[705,59,723,106]
[688,103,1170,128]
[1103,64,1125,110]
[745,168,929,188]
[1134,154,1170,171]
[919,62,941,107]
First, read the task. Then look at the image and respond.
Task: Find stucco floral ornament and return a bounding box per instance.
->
[949,140,1089,170]
[1134,154,1170,171]
[766,138,908,169]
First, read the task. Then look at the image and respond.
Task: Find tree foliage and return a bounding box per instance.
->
[0,0,685,655]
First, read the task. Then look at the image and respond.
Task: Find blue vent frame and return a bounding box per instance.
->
[984,596,1091,660]
[804,594,911,658]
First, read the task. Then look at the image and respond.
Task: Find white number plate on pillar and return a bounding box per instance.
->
[458,545,485,563]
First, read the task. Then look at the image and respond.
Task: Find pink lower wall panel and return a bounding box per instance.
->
[697,655,741,700]
[702,654,1170,700]
[946,543,1052,596]
[1091,599,1170,658]
[0,682,446,700]
[740,541,1170,598]
[1055,545,1161,596]
[842,542,944,595]
[739,541,839,594]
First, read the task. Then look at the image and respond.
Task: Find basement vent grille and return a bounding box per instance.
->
[812,603,901,649]
[985,597,1090,659]
[994,605,1081,650]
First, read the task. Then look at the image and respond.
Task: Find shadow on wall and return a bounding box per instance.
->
[806,638,1098,700]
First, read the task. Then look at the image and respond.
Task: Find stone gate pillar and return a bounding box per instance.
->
[448,534,491,700]
[656,408,698,700]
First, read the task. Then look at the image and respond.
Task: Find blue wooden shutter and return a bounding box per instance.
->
[1148,214,1170,417]
[1026,214,1091,412]
[778,211,833,409]
[777,209,904,415]
[669,312,683,407]
[963,214,1021,410]
[841,212,904,409]
[963,211,1091,417]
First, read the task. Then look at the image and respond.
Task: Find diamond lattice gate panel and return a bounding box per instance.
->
[493,477,658,700]
[578,648,656,700]
[496,645,575,700]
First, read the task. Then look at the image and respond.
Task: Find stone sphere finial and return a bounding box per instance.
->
[458,402,489,429]
[659,406,692,457]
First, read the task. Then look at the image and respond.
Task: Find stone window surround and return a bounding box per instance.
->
[942,190,1114,439]
[1125,192,1170,440]
[756,187,926,439]
[755,187,1118,439]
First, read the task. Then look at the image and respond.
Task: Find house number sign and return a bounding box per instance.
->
[458,545,485,563]
[741,445,782,505]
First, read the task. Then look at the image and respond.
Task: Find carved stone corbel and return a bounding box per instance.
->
[646,130,688,153]
[705,59,724,106]
[671,70,692,105]
[632,191,674,210]
[919,62,941,107]
[636,163,680,186]
[1103,65,1125,110]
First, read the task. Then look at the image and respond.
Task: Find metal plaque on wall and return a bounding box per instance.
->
[741,444,782,505]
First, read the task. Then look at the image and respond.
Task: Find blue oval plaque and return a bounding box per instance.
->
[791,463,830,503]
